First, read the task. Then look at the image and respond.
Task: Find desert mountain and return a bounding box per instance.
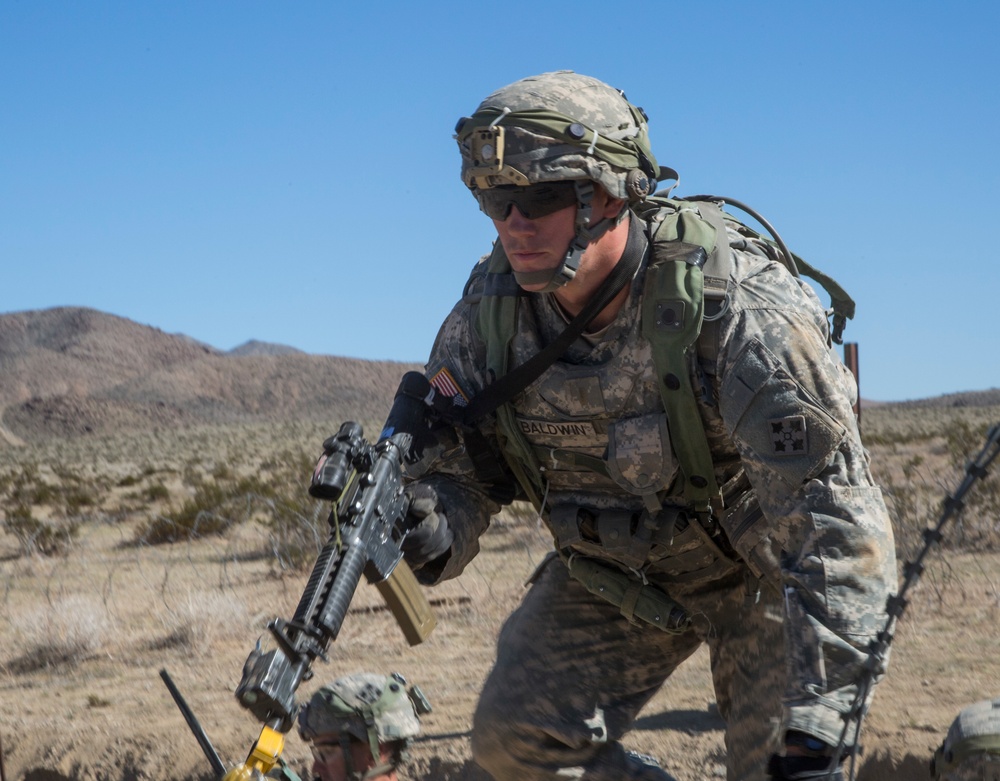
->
[226,338,305,357]
[0,307,421,443]
[2,306,997,445]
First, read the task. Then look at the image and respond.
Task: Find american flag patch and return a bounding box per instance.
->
[429,366,469,407]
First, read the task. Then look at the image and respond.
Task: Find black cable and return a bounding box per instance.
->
[683,194,799,277]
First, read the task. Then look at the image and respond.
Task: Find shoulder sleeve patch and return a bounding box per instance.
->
[769,415,808,456]
[721,338,846,490]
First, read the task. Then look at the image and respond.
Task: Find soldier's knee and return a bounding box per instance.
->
[471,698,520,777]
[470,727,513,778]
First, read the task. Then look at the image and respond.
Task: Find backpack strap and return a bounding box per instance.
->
[641,199,730,512]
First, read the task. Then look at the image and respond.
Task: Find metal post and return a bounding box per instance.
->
[844,342,861,426]
[160,669,227,778]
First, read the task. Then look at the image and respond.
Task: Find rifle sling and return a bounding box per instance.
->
[461,216,645,427]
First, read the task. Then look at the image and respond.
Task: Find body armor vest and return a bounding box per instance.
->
[464,196,853,579]
[474,197,734,514]
[508,289,679,500]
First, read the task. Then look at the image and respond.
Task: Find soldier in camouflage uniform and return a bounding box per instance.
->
[295,672,425,781]
[399,71,896,781]
[932,699,1000,781]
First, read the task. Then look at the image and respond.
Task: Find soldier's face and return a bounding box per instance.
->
[492,199,577,292]
[310,739,371,781]
[491,185,621,293]
[310,738,395,781]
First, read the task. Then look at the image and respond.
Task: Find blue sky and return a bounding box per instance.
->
[2,1,997,402]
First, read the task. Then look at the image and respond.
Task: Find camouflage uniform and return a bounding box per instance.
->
[405,71,896,781]
[933,699,1000,781]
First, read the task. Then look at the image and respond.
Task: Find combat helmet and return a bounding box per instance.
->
[454,70,663,291]
[932,698,1000,780]
[298,672,429,780]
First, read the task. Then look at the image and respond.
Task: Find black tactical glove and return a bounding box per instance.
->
[767,754,844,780]
[401,483,454,570]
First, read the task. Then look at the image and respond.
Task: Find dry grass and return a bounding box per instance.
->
[156,589,249,656]
[10,594,110,671]
[863,405,1000,558]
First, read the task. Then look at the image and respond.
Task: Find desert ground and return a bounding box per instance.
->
[2,405,999,781]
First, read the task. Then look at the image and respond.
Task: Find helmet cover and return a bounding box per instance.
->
[298,672,422,759]
[933,698,1000,780]
[455,70,658,202]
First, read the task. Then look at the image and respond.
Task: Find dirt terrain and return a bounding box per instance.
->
[2,308,1000,780]
[2,454,999,781]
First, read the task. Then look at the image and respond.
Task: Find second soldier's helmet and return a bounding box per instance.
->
[932,698,1000,780]
[298,672,428,771]
[454,70,659,202]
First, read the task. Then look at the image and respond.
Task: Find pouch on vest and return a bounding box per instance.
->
[605,412,678,495]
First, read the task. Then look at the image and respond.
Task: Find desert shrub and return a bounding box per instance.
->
[29,483,57,505]
[873,417,1000,562]
[3,505,80,556]
[136,482,233,544]
[144,483,170,501]
[64,488,96,512]
[51,463,83,483]
[936,421,1000,549]
[14,595,109,669]
[133,473,316,547]
[158,590,247,656]
[117,474,140,487]
[232,474,279,499]
[265,502,328,570]
[181,461,205,488]
[7,464,41,505]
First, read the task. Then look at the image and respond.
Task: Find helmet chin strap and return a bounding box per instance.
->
[510,180,626,293]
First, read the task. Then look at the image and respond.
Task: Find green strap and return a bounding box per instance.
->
[641,240,720,511]
[642,200,729,511]
[475,242,546,509]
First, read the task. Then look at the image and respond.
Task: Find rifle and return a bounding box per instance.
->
[221,372,437,780]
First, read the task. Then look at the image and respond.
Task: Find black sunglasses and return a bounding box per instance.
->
[476,182,579,221]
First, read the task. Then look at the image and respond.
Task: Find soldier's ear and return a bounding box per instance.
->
[594,187,627,220]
